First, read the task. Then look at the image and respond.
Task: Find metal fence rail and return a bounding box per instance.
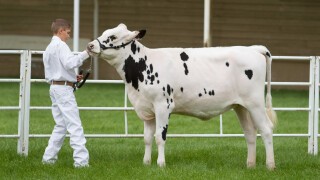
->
[0,50,318,156]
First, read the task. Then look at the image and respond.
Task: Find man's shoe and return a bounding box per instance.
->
[42,159,56,165]
[74,163,89,168]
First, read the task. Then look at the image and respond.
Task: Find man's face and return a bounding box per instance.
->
[58,28,71,42]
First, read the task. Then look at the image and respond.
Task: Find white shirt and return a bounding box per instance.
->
[43,36,89,83]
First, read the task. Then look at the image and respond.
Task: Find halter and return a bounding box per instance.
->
[96,38,133,51]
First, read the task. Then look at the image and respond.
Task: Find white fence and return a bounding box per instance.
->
[0,50,318,156]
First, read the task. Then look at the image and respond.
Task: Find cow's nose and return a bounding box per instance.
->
[88,44,94,49]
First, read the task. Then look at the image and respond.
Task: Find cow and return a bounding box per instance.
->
[87,23,277,170]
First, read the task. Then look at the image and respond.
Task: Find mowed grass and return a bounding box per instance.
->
[0,82,319,179]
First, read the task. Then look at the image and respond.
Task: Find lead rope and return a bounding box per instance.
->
[74,56,93,91]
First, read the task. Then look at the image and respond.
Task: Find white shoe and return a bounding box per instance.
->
[42,159,56,165]
[74,163,89,168]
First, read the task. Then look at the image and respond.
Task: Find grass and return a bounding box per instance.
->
[0,82,319,179]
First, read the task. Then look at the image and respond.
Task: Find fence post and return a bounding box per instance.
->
[308,57,316,154]
[17,50,31,156]
[312,56,319,155]
[124,86,128,135]
[17,50,26,155]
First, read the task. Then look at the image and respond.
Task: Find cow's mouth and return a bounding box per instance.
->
[87,48,100,57]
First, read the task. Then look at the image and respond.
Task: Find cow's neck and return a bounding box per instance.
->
[113,40,149,91]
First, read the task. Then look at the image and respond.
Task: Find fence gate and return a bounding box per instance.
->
[0,50,319,156]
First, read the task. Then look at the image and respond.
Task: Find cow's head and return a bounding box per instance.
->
[87,23,146,61]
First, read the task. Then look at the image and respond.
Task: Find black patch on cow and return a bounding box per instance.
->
[166,98,173,109]
[137,47,140,53]
[163,87,166,96]
[144,63,159,86]
[180,52,190,75]
[109,44,113,47]
[200,88,215,97]
[131,41,137,54]
[122,55,146,90]
[109,35,116,41]
[103,39,110,44]
[180,87,184,92]
[226,62,229,67]
[163,84,174,109]
[209,90,215,96]
[103,35,117,45]
[183,63,189,75]
[167,84,171,96]
[266,51,271,58]
[150,64,153,73]
[180,52,189,61]
[245,70,253,80]
[162,124,169,141]
[150,75,155,84]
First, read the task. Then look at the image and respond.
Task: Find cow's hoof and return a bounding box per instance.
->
[143,159,151,166]
[157,161,166,168]
[247,161,256,169]
[266,162,276,171]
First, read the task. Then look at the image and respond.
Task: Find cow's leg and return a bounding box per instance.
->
[154,106,172,167]
[143,119,156,165]
[248,107,275,170]
[234,105,257,168]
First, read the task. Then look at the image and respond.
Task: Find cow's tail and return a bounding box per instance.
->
[251,45,277,128]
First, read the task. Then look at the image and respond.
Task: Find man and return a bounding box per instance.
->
[42,19,90,168]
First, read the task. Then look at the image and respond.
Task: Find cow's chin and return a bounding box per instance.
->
[87,50,100,57]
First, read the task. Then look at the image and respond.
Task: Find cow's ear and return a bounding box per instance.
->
[135,30,146,40]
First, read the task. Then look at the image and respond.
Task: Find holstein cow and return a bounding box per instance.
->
[87,24,277,170]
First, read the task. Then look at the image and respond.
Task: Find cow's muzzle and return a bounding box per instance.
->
[87,42,100,56]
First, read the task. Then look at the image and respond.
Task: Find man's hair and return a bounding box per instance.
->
[51,19,71,34]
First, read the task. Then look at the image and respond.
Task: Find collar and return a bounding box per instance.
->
[52,35,62,42]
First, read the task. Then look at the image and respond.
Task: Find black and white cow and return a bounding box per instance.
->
[87,24,277,170]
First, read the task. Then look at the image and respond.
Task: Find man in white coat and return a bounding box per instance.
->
[42,18,90,168]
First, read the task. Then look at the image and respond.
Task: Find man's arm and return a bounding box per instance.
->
[59,43,89,70]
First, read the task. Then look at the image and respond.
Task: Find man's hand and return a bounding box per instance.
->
[77,74,83,82]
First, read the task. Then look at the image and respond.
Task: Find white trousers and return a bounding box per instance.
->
[42,85,89,166]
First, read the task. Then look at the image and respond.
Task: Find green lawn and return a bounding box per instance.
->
[0,82,319,179]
